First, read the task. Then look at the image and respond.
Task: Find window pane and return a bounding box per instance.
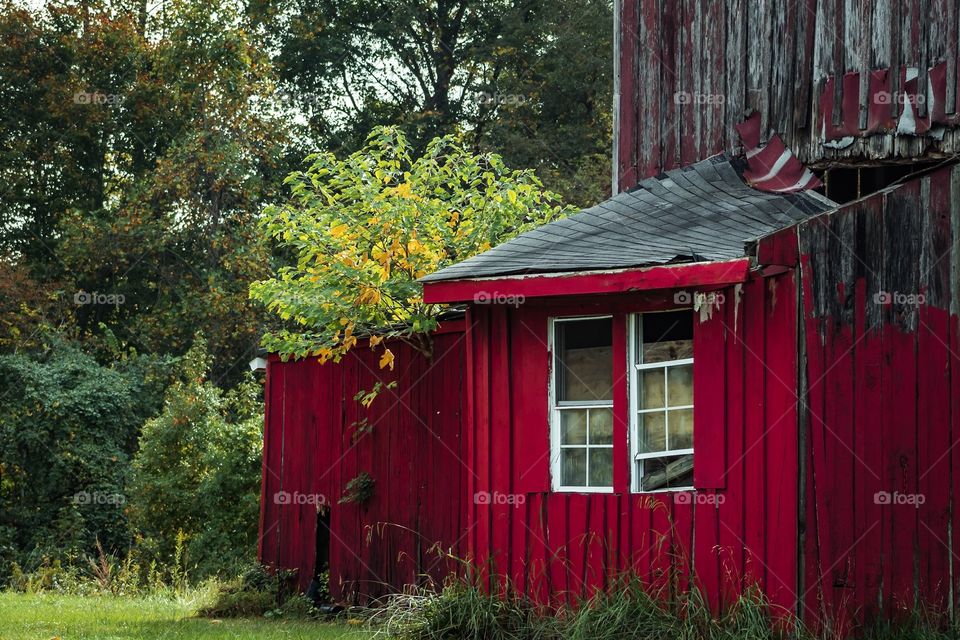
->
[589,408,613,444]
[640,454,694,491]
[562,449,587,486]
[667,408,693,450]
[556,318,613,402]
[560,410,587,445]
[639,411,666,453]
[667,365,694,406]
[589,449,613,486]
[640,311,693,363]
[640,369,665,409]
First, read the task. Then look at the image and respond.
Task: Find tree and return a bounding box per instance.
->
[252,0,511,147]
[254,0,613,207]
[475,0,613,208]
[127,337,263,579]
[0,0,294,383]
[0,339,172,574]
[250,126,570,363]
[60,0,292,384]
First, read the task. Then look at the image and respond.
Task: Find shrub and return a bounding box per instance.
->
[127,336,263,581]
[0,337,172,582]
[197,565,300,618]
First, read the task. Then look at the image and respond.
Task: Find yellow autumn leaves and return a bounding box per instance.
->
[251,126,568,369]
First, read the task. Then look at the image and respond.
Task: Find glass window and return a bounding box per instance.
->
[552,317,614,491]
[555,317,613,402]
[632,310,694,491]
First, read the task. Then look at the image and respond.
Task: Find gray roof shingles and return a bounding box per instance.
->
[420,154,836,283]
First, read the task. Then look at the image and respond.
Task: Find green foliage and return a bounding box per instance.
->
[857,610,958,640]
[376,582,541,640]
[253,0,613,207]
[0,338,173,577]
[127,336,263,581]
[476,0,613,208]
[0,0,290,383]
[251,127,569,362]
[339,473,375,506]
[197,565,300,619]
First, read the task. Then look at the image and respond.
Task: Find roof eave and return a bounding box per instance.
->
[421,258,751,304]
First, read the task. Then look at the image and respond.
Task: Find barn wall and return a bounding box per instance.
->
[466,274,802,613]
[618,0,960,189]
[783,164,960,631]
[258,327,468,603]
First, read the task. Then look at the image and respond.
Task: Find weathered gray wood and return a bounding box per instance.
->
[918,0,930,118]
[727,0,747,151]
[618,0,960,189]
[794,0,815,126]
[947,0,957,114]
[832,0,845,127]
[747,0,767,129]
[872,0,893,67]
[859,0,874,130]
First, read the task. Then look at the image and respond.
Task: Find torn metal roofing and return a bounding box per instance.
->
[421,154,836,283]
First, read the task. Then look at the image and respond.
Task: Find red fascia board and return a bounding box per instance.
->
[421,259,751,304]
[755,225,801,267]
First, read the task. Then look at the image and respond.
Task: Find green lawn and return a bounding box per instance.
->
[0,592,371,640]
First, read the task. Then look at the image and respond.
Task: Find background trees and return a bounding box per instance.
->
[252,0,613,206]
[0,0,611,581]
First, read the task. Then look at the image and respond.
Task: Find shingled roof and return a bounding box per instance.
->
[420,154,836,283]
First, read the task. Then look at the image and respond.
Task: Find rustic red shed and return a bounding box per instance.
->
[259,1,960,632]
[258,321,469,603]
[419,158,960,632]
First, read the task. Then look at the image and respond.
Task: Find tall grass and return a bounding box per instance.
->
[369,573,810,640]
[370,573,958,640]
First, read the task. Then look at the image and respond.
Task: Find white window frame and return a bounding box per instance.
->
[548,315,615,493]
[628,312,695,493]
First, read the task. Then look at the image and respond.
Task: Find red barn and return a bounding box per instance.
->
[258,322,470,603]
[260,0,960,632]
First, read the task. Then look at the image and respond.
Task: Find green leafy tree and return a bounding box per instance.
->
[252,0,612,207]
[0,0,292,384]
[0,2,149,278]
[0,339,172,577]
[476,0,613,207]
[250,126,569,363]
[127,336,263,579]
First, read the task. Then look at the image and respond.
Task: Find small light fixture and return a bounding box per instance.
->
[248,357,268,372]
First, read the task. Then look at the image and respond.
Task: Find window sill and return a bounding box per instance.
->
[630,486,695,494]
[552,486,615,494]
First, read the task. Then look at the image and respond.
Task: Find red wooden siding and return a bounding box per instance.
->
[784,164,960,632]
[465,279,802,613]
[258,328,468,602]
[618,0,960,188]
